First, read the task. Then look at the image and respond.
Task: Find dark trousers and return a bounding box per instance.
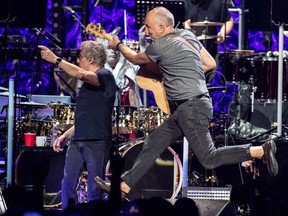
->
[122,97,252,188]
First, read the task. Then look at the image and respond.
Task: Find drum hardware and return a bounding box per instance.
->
[138,106,169,134]
[112,106,139,136]
[189,171,205,186]
[204,169,218,186]
[48,102,75,127]
[122,39,140,52]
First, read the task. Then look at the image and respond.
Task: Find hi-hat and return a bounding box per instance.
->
[0,92,26,98]
[0,86,8,91]
[190,20,223,27]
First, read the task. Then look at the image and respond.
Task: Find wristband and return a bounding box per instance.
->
[116,42,122,51]
[55,57,62,67]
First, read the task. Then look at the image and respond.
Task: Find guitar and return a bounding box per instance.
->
[86,22,170,114]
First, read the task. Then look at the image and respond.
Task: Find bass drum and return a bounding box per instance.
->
[105,139,183,201]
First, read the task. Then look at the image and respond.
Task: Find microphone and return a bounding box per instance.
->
[63,6,75,14]
[13,59,19,71]
[94,0,100,7]
[110,27,121,36]
[13,59,19,66]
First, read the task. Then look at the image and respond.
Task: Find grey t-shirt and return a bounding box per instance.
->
[145,28,208,101]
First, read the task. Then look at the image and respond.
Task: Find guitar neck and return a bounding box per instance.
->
[86,22,113,41]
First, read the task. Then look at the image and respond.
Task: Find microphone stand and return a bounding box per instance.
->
[33,28,61,49]
[34,28,43,95]
[68,11,87,39]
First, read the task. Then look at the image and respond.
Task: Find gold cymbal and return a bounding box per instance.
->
[191,20,223,27]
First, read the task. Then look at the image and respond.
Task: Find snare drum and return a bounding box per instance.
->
[105,139,182,200]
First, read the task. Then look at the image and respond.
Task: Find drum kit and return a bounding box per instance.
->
[0,87,76,146]
[223,51,288,102]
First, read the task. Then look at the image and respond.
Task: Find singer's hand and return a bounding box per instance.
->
[53,135,66,153]
[38,45,58,64]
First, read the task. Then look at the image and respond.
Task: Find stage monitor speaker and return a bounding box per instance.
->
[182,186,234,216]
[15,147,66,195]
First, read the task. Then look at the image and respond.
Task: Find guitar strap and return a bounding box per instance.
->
[166,34,201,60]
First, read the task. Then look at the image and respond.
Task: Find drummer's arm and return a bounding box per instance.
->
[217,17,234,43]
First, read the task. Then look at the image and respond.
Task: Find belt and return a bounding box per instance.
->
[169,92,210,108]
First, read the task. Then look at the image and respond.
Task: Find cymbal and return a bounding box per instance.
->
[190,20,223,27]
[207,86,226,91]
[0,91,26,98]
[16,101,48,108]
[0,86,8,91]
[197,35,231,40]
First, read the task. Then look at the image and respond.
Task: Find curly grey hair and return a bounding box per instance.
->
[80,40,107,67]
